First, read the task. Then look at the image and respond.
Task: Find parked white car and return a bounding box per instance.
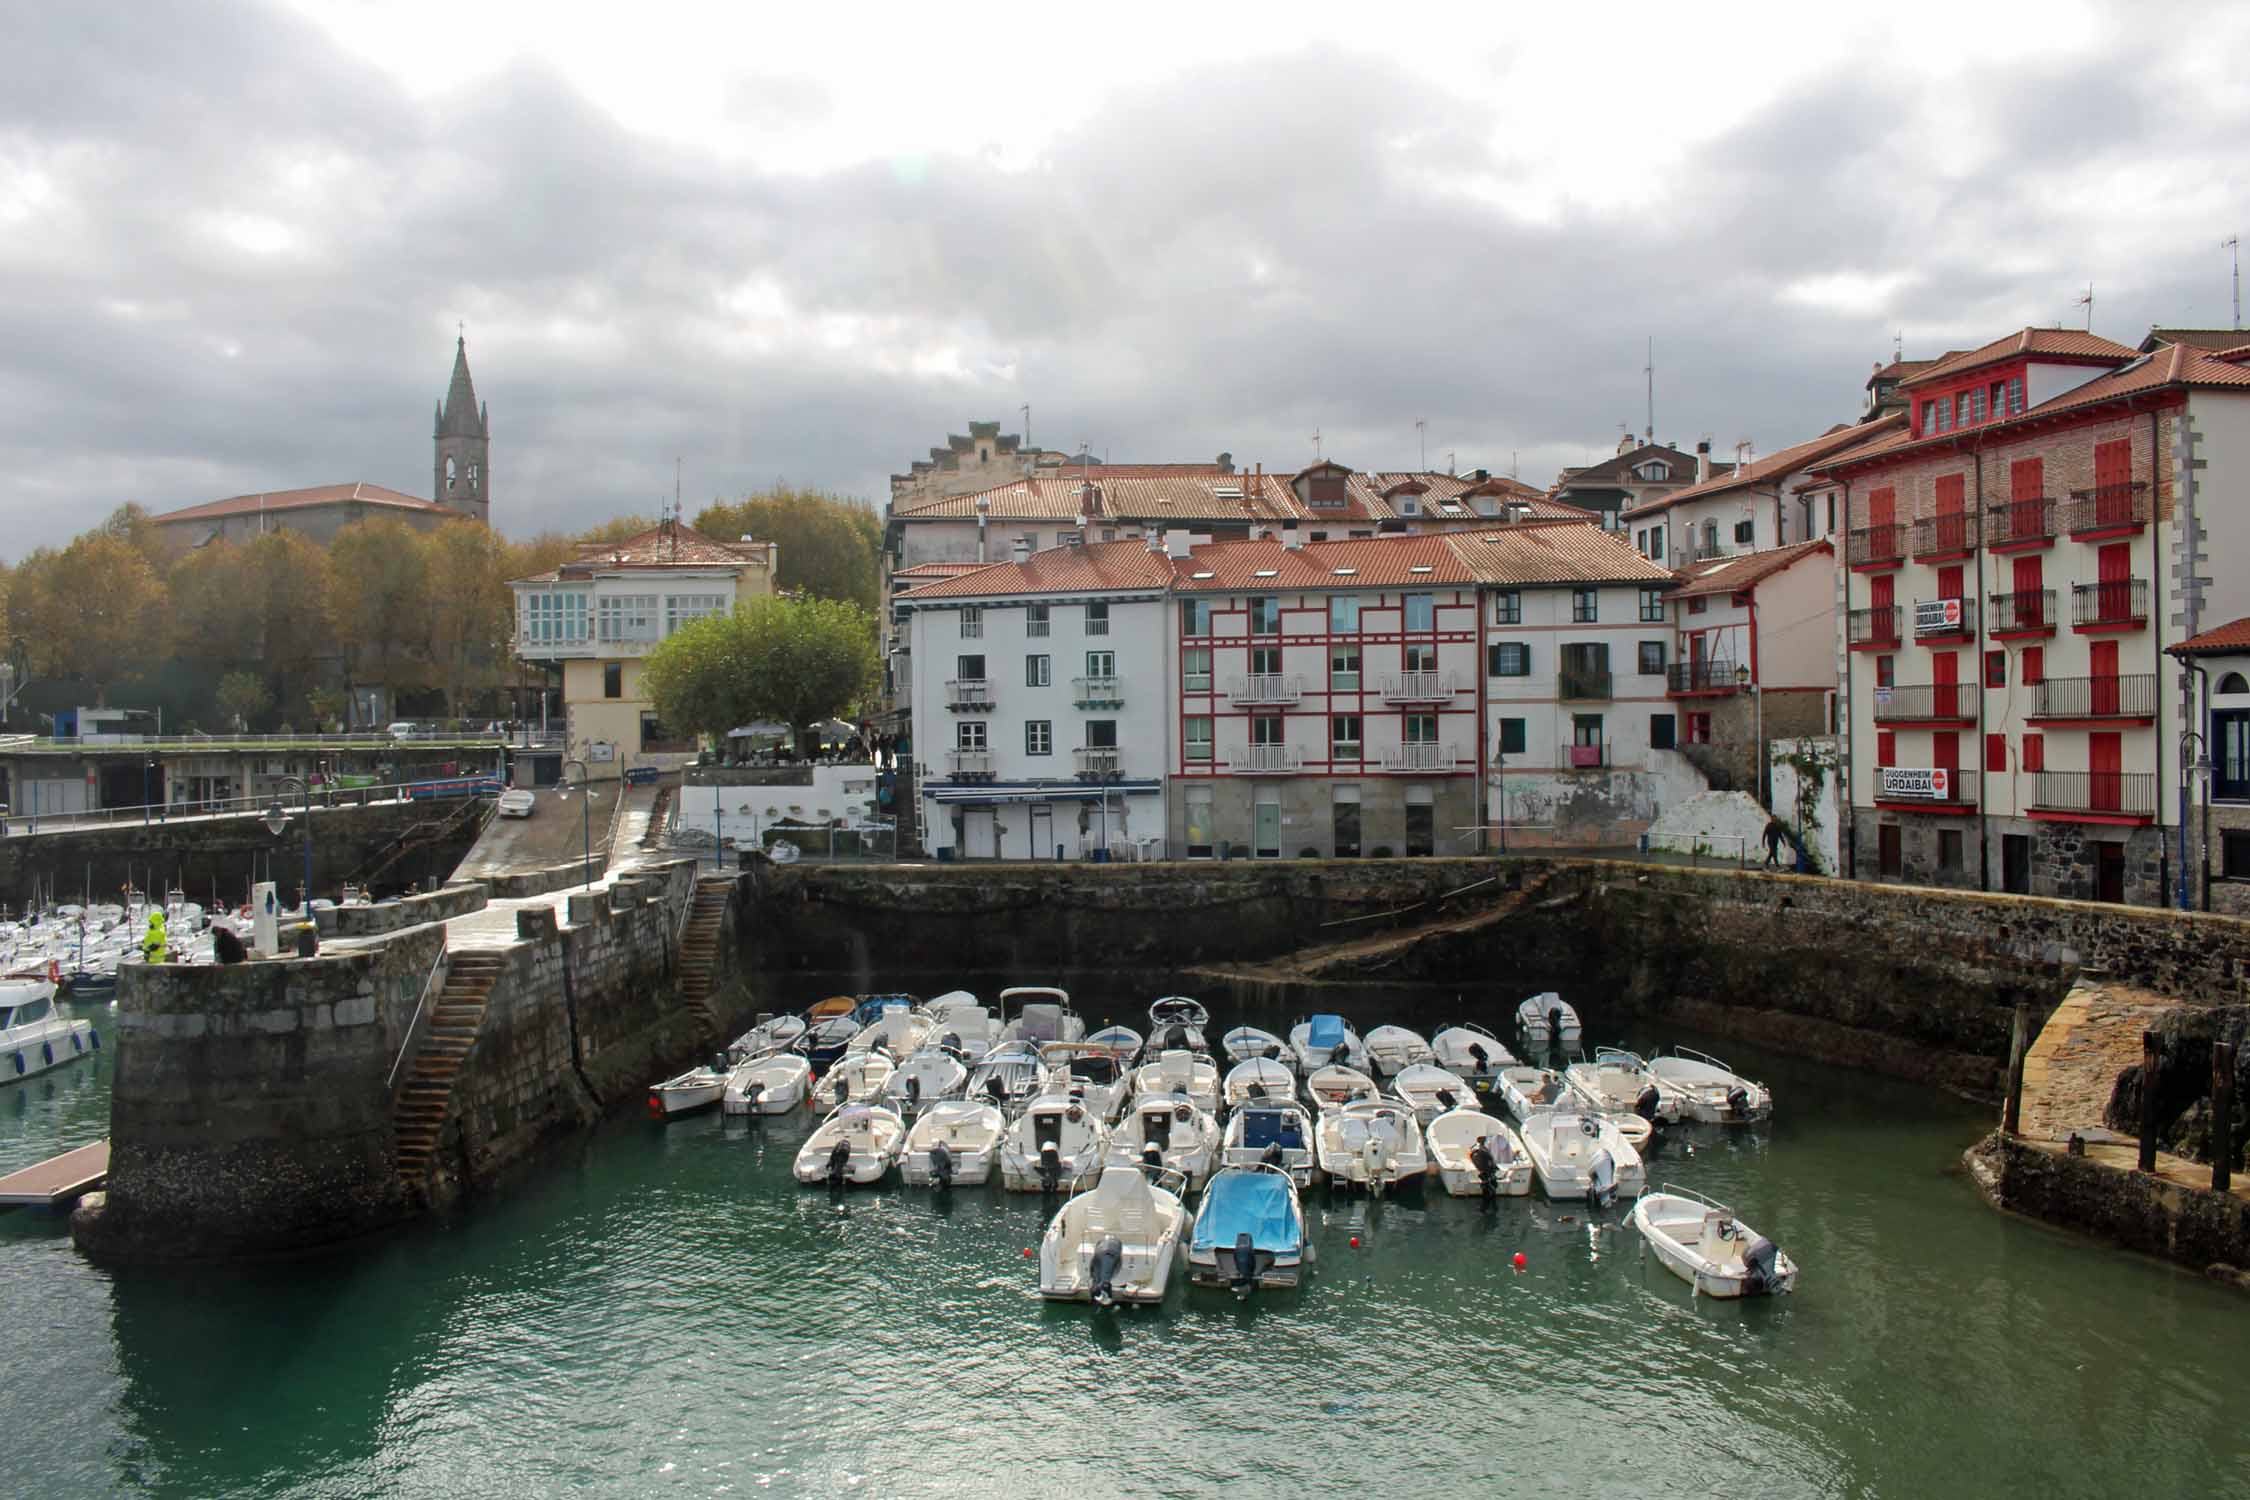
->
[497,789,537,818]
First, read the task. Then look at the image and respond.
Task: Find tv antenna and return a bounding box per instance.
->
[1415,417,1427,471]
[2075,283,2094,331]
[2226,236,2242,329]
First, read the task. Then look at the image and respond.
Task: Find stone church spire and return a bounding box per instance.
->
[434,335,490,524]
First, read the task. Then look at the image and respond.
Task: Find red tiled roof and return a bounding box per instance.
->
[897,540,1179,600]
[1900,327,2137,388]
[1554,443,1710,490]
[152,481,448,524]
[1441,522,1678,586]
[511,522,776,583]
[891,467,1572,530]
[2138,329,2250,355]
[1625,416,1905,518]
[1670,539,1833,598]
[1169,532,1482,591]
[1029,462,1237,479]
[2169,618,2250,657]
[892,561,989,579]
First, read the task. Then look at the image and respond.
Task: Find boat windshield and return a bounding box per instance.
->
[0,1006,12,1029]
[9,998,46,1026]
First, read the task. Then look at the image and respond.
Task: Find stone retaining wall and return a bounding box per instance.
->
[315,881,488,937]
[1965,1131,2250,1277]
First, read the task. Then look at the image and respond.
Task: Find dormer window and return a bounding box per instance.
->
[1308,475,1347,508]
[1396,494,1420,517]
[1636,461,1669,481]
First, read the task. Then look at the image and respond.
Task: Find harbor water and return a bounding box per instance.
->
[5,981,2248,1498]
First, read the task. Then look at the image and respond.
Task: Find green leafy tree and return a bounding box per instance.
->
[215,670,272,731]
[8,534,169,704]
[642,595,878,753]
[694,486,882,611]
[326,518,434,702]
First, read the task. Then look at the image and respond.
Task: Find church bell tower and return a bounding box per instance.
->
[434,335,490,525]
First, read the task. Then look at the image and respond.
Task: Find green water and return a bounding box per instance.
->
[5,985,2248,1499]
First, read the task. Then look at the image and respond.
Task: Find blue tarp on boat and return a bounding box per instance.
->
[1235,1109,1306,1151]
[1191,1170,1302,1254]
[1305,1014,1347,1051]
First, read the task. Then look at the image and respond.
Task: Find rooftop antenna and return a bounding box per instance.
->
[1446,450,1457,477]
[2227,236,2242,329]
[1020,403,1031,448]
[1644,336,1654,444]
[1415,417,1426,471]
[1894,329,1904,362]
[1511,450,1519,481]
[1312,427,1322,461]
[2076,283,2094,331]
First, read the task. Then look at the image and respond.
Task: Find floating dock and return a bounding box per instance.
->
[0,1140,110,1207]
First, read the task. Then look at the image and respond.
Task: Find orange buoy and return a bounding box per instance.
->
[1348,1236,1361,1249]
[1022,1247,1035,1258]
[1512,1251,1527,1270]
[646,1094,666,1120]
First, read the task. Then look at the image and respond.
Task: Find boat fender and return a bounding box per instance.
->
[39,1043,52,1067]
[70,1033,82,1054]
[90,1030,100,1050]
[1742,1236,1780,1294]
[10,1053,21,1075]
[1726,1086,1753,1118]
[1087,1234,1124,1308]
[928,1139,954,1188]
[825,1138,853,1186]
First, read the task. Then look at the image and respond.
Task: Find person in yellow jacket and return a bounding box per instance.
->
[141,909,168,965]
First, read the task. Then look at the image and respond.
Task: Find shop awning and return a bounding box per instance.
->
[924,781,1160,805]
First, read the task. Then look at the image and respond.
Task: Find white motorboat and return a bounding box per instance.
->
[721,1052,813,1115]
[1304,1063,1380,1114]
[1495,1065,1569,1120]
[647,1054,730,1118]
[1129,1049,1221,1118]
[901,1099,1007,1187]
[1221,1024,1295,1070]
[1000,1095,1111,1193]
[1085,1023,1145,1066]
[1430,1023,1515,1082]
[883,1047,970,1111]
[0,989,98,1083]
[1222,1056,1297,1112]
[1289,1014,1367,1073]
[1425,1108,1531,1198]
[1106,1092,1222,1190]
[1146,996,1211,1054]
[1565,1048,1677,1124]
[848,1006,937,1057]
[1187,1164,1312,1294]
[1515,992,1582,1051]
[1650,1048,1775,1123]
[1314,1097,1428,1195]
[1518,1108,1645,1205]
[1037,1165,1188,1307]
[1041,1040,1137,1123]
[965,1040,1048,1114]
[1221,1102,1318,1187]
[924,989,983,1021]
[1389,1063,1481,1126]
[727,1012,807,1060]
[816,1049,896,1110]
[924,993,999,1063]
[997,986,1085,1046]
[1632,1186,1798,1297]
[796,1014,863,1069]
[793,1103,907,1186]
[1362,1024,1434,1077]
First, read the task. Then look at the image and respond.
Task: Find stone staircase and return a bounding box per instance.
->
[641,781,677,848]
[675,878,733,1036]
[392,952,505,1186]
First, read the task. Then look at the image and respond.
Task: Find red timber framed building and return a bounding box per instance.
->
[1817,328,2250,904]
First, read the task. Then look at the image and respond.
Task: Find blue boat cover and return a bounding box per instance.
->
[1236,1109,1306,1151]
[1306,1014,1347,1051]
[1191,1171,1302,1254]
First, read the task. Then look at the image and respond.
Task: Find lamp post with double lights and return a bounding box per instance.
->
[557,758,598,888]
[262,773,316,915]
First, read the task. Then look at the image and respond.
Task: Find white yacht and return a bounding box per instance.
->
[1222,1056,1297,1113]
[793,1103,907,1186]
[1146,996,1211,1054]
[1565,1048,1677,1124]
[1632,1186,1797,1297]
[0,988,97,1084]
[1000,1095,1110,1193]
[1495,1065,1569,1120]
[1304,1063,1380,1114]
[720,1052,812,1115]
[1106,1092,1222,1190]
[1649,1049,1775,1123]
[1129,1049,1220,1118]
[997,987,1085,1046]
[1186,1164,1311,1295]
[1037,1165,1188,1307]
[1515,992,1582,1051]
[1289,1014,1367,1073]
[883,1047,969,1111]
[901,1100,1007,1187]
[1518,1108,1645,1205]
[816,1049,896,1110]
[1362,1024,1434,1077]
[1314,1097,1428,1195]
[1430,1023,1515,1083]
[1389,1063,1480,1127]
[1221,1102,1318,1187]
[647,1056,730,1118]
[1221,1025,1295,1070]
[1425,1109,1531,1198]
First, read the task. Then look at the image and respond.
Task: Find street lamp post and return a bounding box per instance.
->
[262,773,315,914]
[558,757,597,888]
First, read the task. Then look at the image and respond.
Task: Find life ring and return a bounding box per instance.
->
[40,1043,53,1066]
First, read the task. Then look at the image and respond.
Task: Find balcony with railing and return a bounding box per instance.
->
[2071,579,2148,633]
[2030,769,2157,822]
[1987,588,2057,638]
[1986,497,2057,552]
[1911,596,1977,643]
[1872,681,1978,724]
[1557,667,1612,702]
[1847,521,1907,570]
[1559,740,1609,770]
[1072,675,1124,708]
[1228,674,1303,705]
[945,679,991,711]
[1913,510,1979,560]
[2062,480,2149,539]
[1847,606,1901,650]
[1227,744,1301,774]
[2029,673,2157,724]
[1073,746,1122,779]
[1379,671,1457,704]
[945,748,993,778]
[1666,660,1741,696]
[1872,765,1980,811]
[1379,742,1458,772]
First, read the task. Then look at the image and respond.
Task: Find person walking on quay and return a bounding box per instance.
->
[1762,818,1786,868]
[141,908,168,964]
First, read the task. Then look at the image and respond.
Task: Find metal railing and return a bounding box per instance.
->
[1380,743,1456,771]
[1228,745,1301,774]
[1872,682,1978,722]
[1913,510,1979,557]
[0,778,484,835]
[1557,668,1612,701]
[2062,481,2149,535]
[387,947,449,1095]
[1987,588,2056,633]
[1911,597,1978,639]
[2071,579,2148,628]
[1666,661,1741,694]
[1073,747,1122,777]
[1559,740,1608,769]
[1986,497,2056,548]
[2032,770,2157,818]
[1379,671,1456,702]
[2031,673,2157,720]
[1228,674,1302,704]
[1071,676,1124,707]
[1847,606,1901,647]
[1848,521,1907,567]
[945,748,993,776]
[944,679,991,710]
[10,728,559,752]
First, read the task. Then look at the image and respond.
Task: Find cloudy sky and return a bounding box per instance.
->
[4,0,2247,557]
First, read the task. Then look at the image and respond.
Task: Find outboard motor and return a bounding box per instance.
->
[1260,1140,1285,1168]
[1726,1085,1753,1120]
[1227,1231,1268,1298]
[940,1032,962,1052]
[1038,1141,1062,1195]
[711,1053,729,1076]
[1435,1088,1459,1111]
[825,1138,853,1187]
[1467,1041,1490,1074]
[984,1074,1008,1106]
[1087,1234,1125,1308]
[1742,1235,1781,1294]
[1141,1141,1164,1179]
[1634,1085,1662,1123]
[904,1075,923,1108]
[743,1080,766,1110]
[1586,1145,1616,1210]
[832,1075,851,1108]
[1547,1006,1566,1048]
[928,1138,954,1189]
[1469,1141,1499,1200]
[1162,1024,1189,1051]
[1247,1081,1267,1100]
[1264,1043,1283,1061]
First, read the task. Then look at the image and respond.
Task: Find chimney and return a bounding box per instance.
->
[1735,439,1754,474]
[975,494,991,563]
[1281,521,1304,550]
[1217,451,1235,474]
[1695,440,1711,483]
[1164,531,1191,560]
[1010,536,1031,564]
[1145,530,1163,553]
